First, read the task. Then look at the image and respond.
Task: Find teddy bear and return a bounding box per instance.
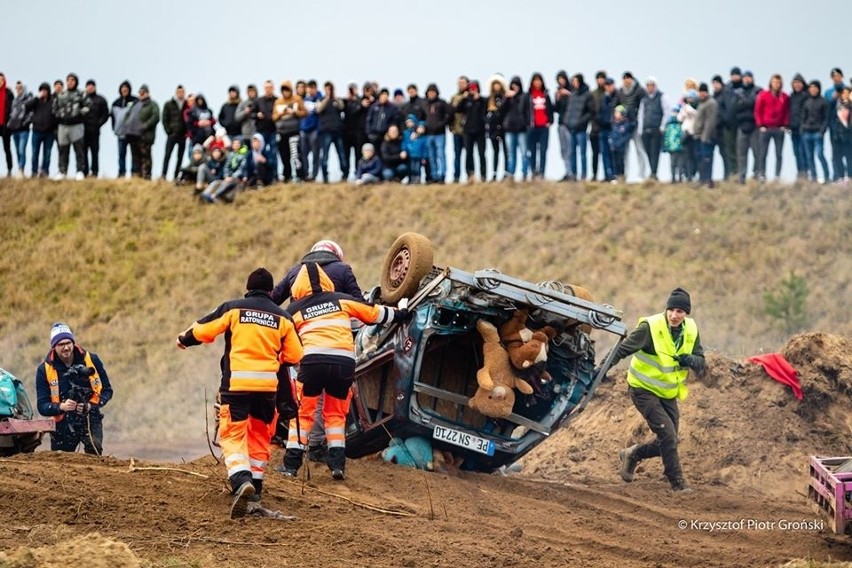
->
[469,319,534,419]
[498,309,558,373]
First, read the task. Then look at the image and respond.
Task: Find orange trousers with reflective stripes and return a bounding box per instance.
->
[287,381,352,450]
[218,392,277,486]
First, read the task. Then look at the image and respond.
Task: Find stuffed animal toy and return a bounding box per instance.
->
[382,436,434,470]
[469,319,534,419]
[498,309,557,372]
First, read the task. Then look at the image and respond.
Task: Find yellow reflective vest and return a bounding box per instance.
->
[626,313,697,400]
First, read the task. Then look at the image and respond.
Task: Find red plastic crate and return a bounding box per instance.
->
[808,456,852,535]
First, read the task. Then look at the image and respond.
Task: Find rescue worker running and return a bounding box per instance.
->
[607,287,705,492]
[278,263,408,481]
[176,268,303,519]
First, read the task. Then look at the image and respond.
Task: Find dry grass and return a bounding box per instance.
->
[0,177,849,443]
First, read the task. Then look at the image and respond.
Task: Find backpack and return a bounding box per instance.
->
[0,368,19,418]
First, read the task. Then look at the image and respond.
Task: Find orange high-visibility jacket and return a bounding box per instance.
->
[287,263,399,363]
[181,291,303,392]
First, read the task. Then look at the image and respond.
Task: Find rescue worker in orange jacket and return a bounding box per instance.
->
[177,268,304,518]
[35,323,114,455]
[278,263,409,481]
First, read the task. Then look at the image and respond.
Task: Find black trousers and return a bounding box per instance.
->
[0,125,13,172]
[629,386,682,482]
[463,132,487,180]
[83,128,100,176]
[641,129,662,177]
[589,131,600,180]
[162,133,186,179]
[51,413,104,455]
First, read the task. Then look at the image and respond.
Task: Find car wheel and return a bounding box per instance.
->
[380,232,434,304]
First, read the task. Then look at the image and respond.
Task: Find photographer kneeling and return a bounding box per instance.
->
[35,323,113,455]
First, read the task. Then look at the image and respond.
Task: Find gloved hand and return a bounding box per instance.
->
[393,308,411,324]
[677,354,696,369]
[592,366,602,378]
[75,402,91,414]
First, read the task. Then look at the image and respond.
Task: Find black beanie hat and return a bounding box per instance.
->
[246,267,273,292]
[666,288,692,314]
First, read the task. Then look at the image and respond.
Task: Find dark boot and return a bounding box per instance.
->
[618,444,640,482]
[276,448,303,477]
[327,447,346,480]
[308,443,328,463]
[230,480,256,519]
[670,477,694,493]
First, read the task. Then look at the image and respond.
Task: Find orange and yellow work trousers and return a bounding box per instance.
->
[219,391,277,495]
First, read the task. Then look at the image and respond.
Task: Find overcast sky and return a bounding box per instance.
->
[4,0,848,181]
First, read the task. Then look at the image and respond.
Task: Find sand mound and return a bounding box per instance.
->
[0,532,140,568]
[524,332,852,500]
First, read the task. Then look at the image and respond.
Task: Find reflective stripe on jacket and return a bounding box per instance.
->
[287,263,395,363]
[626,313,697,400]
[44,349,102,422]
[187,291,303,393]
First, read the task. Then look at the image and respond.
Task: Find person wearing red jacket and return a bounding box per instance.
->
[754,74,790,181]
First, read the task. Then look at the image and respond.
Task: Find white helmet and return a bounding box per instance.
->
[311,239,343,260]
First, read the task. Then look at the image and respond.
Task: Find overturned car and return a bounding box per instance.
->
[346,233,627,472]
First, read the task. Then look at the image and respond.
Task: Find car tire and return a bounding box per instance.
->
[380,232,434,304]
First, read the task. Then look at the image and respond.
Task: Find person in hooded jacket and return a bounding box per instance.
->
[0,73,13,176]
[734,71,762,183]
[637,77,670,181]
[25,83,56,177]
[598,78,618,182]
[423,84,453,183]
[485,75,508,181]
[273,81,307,183]
[316,81,347,183]
[712,74,735,180]
[527,72,553,180]
[800,80,830,183]
[617,72,647,179]
[248,132,276,187]
[81,80,109,178]
[122,84,159,180]
[554,70,573,181]
[565,73,596,181]
[278,262,408,481]
[111,80,137,177]
[754,74,790,181]
[380,124,408,181]
[7,82,33,178]
[235,84,258,141]
[218,86,242,139]
[459,80,487,183]
[52,72,91,180]
[188,94,216,147]
[503,76,530,182]
[788,74,808,179]
[161,85,187,181]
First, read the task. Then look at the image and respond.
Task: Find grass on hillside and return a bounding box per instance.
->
[0,177,848,443]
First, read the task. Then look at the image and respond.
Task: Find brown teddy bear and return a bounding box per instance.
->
[469,319,534,419]
[498,309,558,372]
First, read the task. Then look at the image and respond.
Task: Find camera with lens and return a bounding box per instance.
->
[64,364,96,403]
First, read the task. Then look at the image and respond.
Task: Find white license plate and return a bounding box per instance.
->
[433,425,495,456]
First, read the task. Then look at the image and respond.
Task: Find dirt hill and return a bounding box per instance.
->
[0,178,850,566]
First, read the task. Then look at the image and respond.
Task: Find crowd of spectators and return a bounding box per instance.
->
[1,67,850,197]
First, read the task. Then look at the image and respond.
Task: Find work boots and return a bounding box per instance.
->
[327,447,346,481]
[230,481,256,519]
[670,478,694,493]
[277,448,304,478]
[618,444,640,482]
[307,443,328,463]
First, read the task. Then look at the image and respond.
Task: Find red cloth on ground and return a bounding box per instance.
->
[746,353,803,400]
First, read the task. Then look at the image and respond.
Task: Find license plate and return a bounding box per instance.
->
[433,425,495,456]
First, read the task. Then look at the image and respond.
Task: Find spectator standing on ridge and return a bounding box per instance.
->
[123,84,159,180]
[554,70,573,181]
[449,76,469,183]
[381,124,408,182]
[8,82,33,178]
[712,74,735,180]
[424,83,452,184]
[255,81,279,180]
[565,73,595,182]
[0,73,13,176]
[834,86,852,181]
[485,75,508,182]
[188,94,216,148]
[402,115,428,184]
[344,83,373,180]
[734,70,761,183]
[800,80,830,183]
[677,92,699,181]
[638,77,669,181]
[617,72,647,180]
[459,80,487,184]
[273,81,306,183]
[590,72,607,181]
[612,288,705,493]
[35,323,114,455]
[502,76,529,183]
[754,74,789,182]
[693,83,719,188]
[597,78,617,182]
[365,88,398,153]
[317,81,347,183]
[300,80,322,182]
[825,68,845,181]
[161,85,187,181]
[218,85,242,140]
[26,83,56,178]
[111,80,137,178]
[235,84,258,141]
[609,104,634,182]
[80,80,108,178]
[52,73,90,181]
[788,74,808,180]
[401,84,427,124]
[176,268,303,519]
[527,72,553,180]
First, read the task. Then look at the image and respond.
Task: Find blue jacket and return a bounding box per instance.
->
[356,155,383,179]
[300,92,322,133]
[402,125,427,159]
[598,93,617,130]
[35,347,113,417]
[609,118,634,151]
[204,155,226,181]
[366,102,398,138]
[272,249,362,305]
